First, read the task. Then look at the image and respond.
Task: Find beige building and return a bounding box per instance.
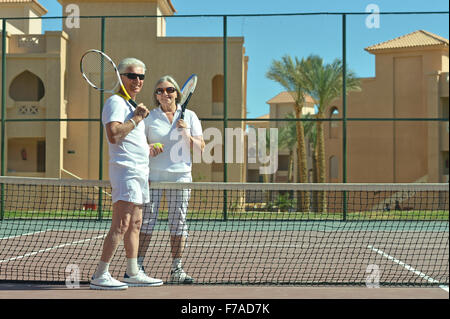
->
[1,0,248,182]
[2,2,448,185]
[263,30,449,183]
[329,30,449,183]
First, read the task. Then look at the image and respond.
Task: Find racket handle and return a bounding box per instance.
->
[128,99,138,108]
[180,93,193,120]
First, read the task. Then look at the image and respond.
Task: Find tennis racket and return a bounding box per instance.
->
[80,49,138,108]
[179,74,198,120]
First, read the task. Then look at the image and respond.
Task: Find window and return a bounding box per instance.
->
[10,71,45,101]
[329,107,339,138]
[278,155,289,171]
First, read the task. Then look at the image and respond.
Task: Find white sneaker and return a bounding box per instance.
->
[123,270,164,287]
[90,272,128,290]
[170,267,194,284]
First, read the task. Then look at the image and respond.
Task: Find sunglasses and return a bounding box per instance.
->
[121,73,145,80]
[155,87,177,95]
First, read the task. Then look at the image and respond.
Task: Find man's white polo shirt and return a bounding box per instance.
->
[102,94,149,168]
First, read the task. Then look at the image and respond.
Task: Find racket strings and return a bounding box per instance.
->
[180,76,197,106]
[81,51,119,92]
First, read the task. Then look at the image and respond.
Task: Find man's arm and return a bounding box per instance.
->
[105,103,149,144]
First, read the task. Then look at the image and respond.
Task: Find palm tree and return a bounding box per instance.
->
[303,113,318,181]
[266,55,310,211]
[303,113,319,211]
[278,113,298,183]
[301,55,361,212]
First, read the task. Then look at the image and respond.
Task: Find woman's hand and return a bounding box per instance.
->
[176,119,191,139]
[149,142,164,157]
[176,119,189,129]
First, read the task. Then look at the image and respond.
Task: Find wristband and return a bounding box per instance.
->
[129,118,137,128]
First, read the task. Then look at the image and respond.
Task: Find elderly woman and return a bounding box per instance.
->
[139,75,205,284]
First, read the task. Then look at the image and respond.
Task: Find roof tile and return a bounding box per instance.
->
[365,30,448,52]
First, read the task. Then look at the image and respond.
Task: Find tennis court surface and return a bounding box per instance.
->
[0,177,448,295]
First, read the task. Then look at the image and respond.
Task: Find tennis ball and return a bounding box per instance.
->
[153,143,163,149]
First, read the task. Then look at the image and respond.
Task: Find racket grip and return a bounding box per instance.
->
[180,93,192,120]
[128,99,138,108]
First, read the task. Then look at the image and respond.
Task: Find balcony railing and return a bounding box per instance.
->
[7,101,45,118]
[8,34,46,54]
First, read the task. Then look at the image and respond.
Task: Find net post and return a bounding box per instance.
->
[342,14,348,221]
[97,16,106,221]
[223,15,228,221]
[1,19,7,220]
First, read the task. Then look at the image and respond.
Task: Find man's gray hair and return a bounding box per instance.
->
[117,57,146,73]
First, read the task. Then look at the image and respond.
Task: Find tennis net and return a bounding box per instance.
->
[0,176,448,286]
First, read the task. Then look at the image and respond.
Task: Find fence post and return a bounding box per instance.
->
[223,15,229,221]
[342,14,348,221]
[97,16,106,220]
[1,19,7,220]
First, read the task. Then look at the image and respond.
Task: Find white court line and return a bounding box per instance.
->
[158,243,335,248]
[0,234,106,264]
[367,245,449,293]
[0,230,47,241]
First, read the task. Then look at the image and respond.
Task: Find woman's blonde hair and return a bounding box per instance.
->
[153,75,182,106]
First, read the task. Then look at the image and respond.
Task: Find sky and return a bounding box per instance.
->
[34,1,450,118]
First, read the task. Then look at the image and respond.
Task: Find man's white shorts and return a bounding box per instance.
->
[109,164,149,205]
